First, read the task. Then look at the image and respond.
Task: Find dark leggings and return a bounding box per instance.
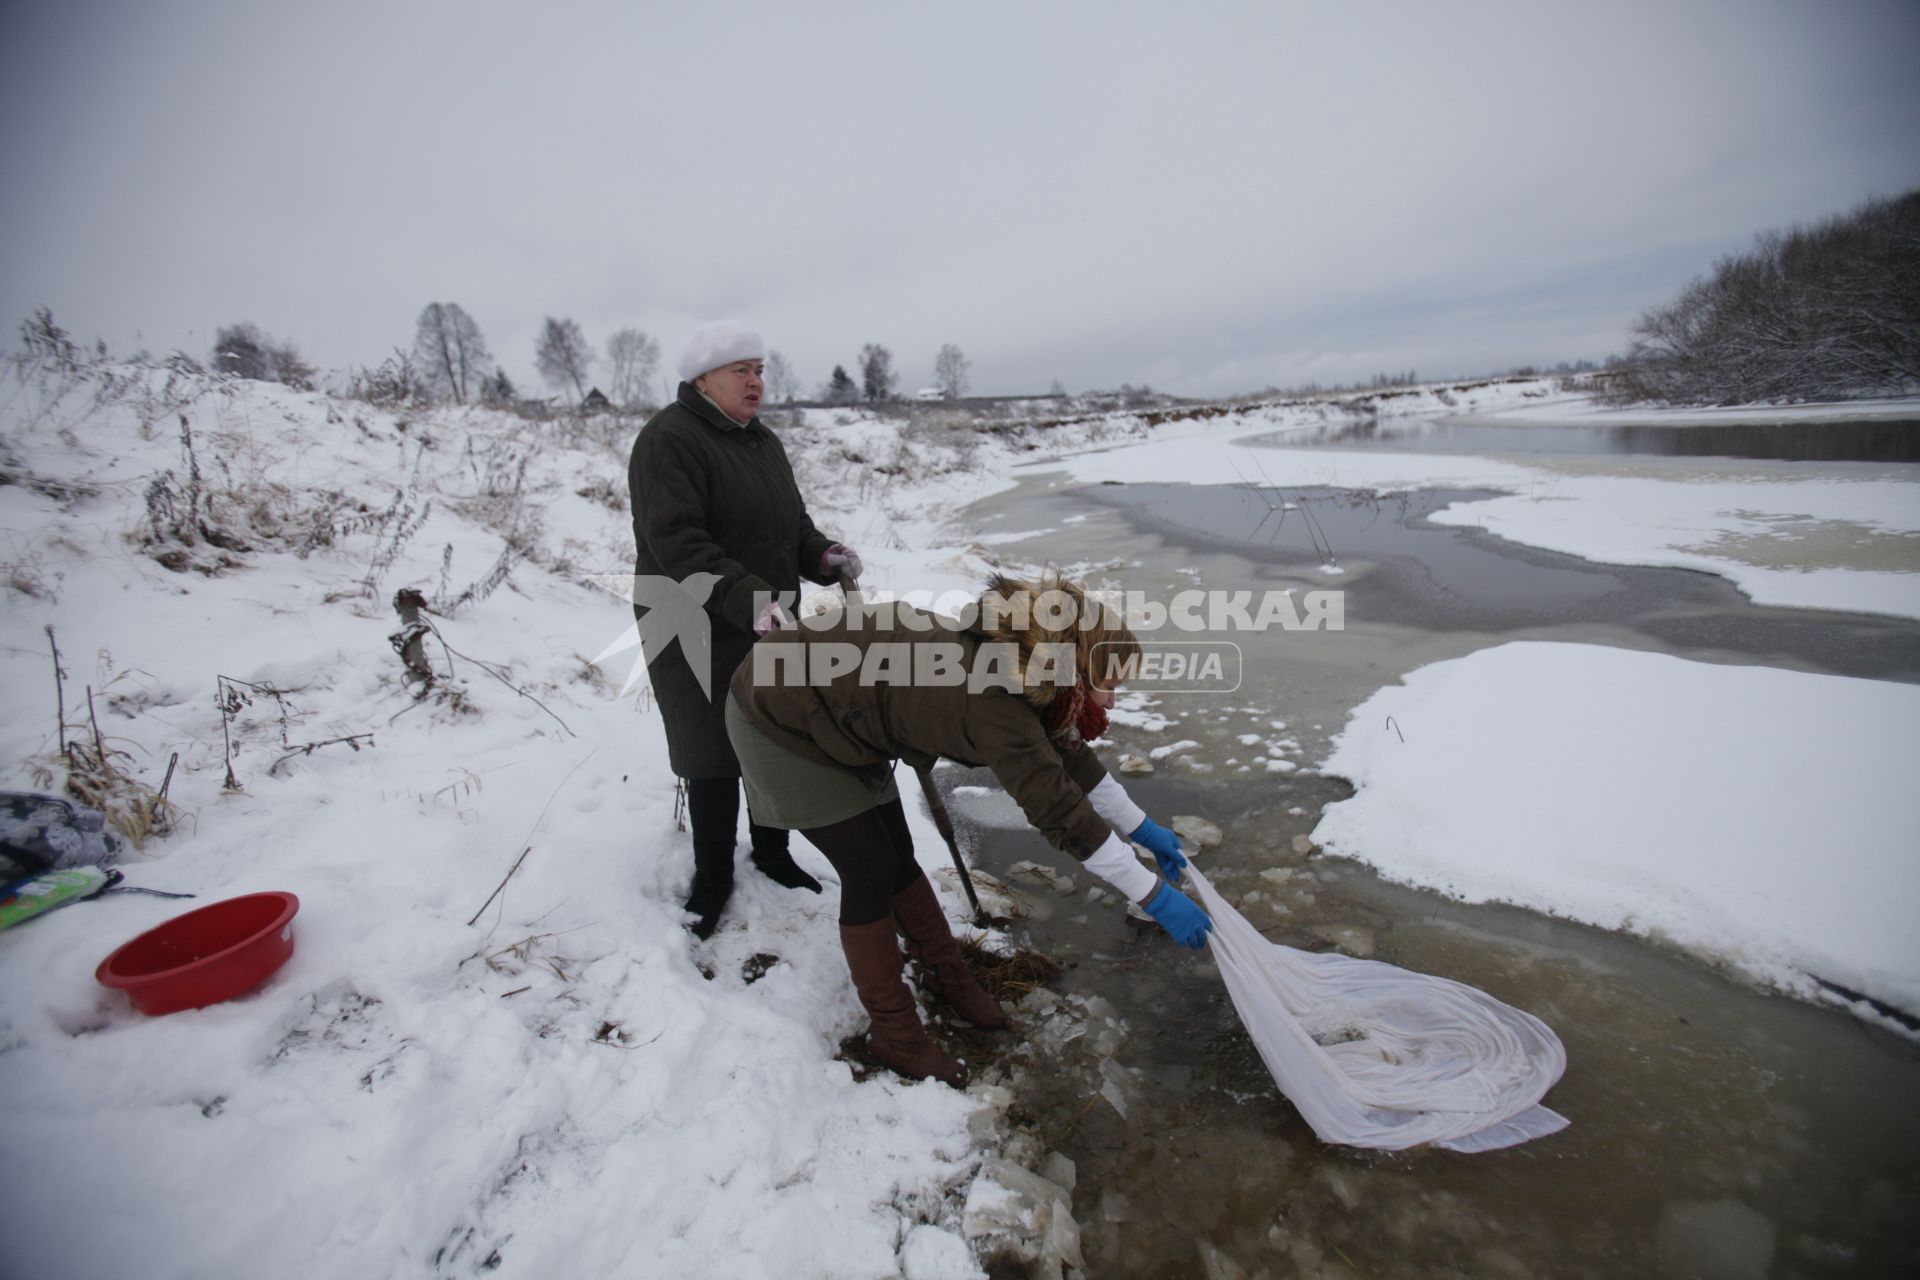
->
[800,796,926,926]
[685,776,788,868]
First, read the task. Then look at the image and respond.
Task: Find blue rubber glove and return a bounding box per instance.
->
[1129,817,1187,884]
[1143,882,1212,949]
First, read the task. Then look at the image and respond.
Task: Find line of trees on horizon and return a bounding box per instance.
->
[811,341,972,407]
[17,298,991,418]
[10,302,1601,417]
[186,306,981,417]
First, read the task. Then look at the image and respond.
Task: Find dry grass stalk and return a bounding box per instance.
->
[35,627,179,846]
[960,935,1063,1002]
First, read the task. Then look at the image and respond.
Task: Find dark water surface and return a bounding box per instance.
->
[950,473,1920,1277]
[1260,417,1920,463]
[1094,482,1920,686]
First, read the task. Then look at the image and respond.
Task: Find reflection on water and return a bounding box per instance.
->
[1267,417,1920,462]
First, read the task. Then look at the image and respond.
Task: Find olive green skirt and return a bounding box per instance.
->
[724,692,900,831]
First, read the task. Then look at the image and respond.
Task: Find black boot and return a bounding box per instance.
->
[683,779,738,940]
[683,858,734,940]
[749,822,822,894]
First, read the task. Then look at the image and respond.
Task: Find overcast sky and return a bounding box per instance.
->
[3,1,1916,400]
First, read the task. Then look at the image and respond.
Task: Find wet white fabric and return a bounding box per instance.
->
[1186,865,1569,1152]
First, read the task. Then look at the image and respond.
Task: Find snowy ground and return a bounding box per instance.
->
[0,363,1019,1280]
[2,359,1916,1278]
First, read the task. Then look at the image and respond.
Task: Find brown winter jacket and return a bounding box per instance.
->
[729,601,1115,860]
[629,384,837,777]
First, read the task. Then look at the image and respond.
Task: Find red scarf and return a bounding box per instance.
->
[1046,683,1110,745]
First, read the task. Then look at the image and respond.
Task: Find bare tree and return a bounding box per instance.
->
[765,350,799,404]
[344,349,426,407]
[858,343,896,402]
[268,339,316,391]
[535,316,594,401]
[605,328,662,408]
[932,343,971,399]
[412,302,492,404]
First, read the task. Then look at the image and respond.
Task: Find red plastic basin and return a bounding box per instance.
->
[96,891,299,1015]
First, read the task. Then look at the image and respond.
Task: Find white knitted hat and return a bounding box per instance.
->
[676,319,766,382]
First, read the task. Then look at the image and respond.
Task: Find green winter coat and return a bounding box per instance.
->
[729,601,1115,862]
[629,384,836,777]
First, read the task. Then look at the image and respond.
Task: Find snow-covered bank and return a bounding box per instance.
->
[1311,642,1920,1029]
[1422,466,1920,619]
[1457,391,1920,427]
[0,361,1039,1279]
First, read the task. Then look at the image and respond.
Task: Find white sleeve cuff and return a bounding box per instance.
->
[1083,833,1158,903]
[1087,774,1147,836]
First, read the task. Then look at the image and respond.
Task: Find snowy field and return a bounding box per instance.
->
[2,359,1916,1278]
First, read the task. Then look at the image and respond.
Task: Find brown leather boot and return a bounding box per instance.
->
[892,876,1009,1030]
[840,918,967,1088]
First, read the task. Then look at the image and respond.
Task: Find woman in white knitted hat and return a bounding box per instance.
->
[627,320,864,938]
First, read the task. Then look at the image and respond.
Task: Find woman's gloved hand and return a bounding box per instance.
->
[1143,882,1212,949]
[753,599,793,637]
[822,543,864,582]
[1128,817,1187,884]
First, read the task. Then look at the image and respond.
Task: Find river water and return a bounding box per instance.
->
[941,438,1920,1278]
[1257,416,1920,464]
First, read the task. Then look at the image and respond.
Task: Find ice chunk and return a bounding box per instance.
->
[1008,860,1075,894]
[962,1157,1085,1274]
[1171,815,1223,848]
[1039,1151,1077,1193]
[1308,924,1376,959]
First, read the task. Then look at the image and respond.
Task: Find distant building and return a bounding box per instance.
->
[581,387,612,412]
[914,387,946,401]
